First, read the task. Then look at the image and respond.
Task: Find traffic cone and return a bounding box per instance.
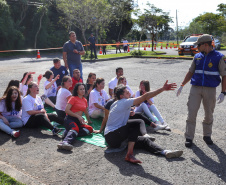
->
[166,44,168,49]
[144,47,146,50]
[99,47,102,54]
[148,44,150,48]
[154,44,156,50]
[128,46,130,52]
[170,45,172,49]
[161,45,163,49]
[37,50,41,59]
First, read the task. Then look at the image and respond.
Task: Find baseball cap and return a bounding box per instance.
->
[194,34,212,45]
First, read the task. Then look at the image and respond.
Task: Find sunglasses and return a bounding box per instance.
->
[197,43,205,47]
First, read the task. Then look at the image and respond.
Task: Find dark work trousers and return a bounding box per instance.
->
[56,108,66,120]
[103,46,106,55]
[105,119,141,148]
[90,44,97,59]
[116,47,121,54]
[134,136,163,155]
[25,113,64,129]
[129,112,156,132]
[63,115,93,144]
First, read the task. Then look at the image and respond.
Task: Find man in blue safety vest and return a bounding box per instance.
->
[177,34,226,147]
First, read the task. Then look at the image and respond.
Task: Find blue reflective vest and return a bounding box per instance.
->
[191,49,223,87]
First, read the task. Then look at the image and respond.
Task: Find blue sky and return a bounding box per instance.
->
[136,0,223,29]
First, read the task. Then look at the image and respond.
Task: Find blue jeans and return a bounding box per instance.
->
[0,116,23,135]
[68,63,83,80]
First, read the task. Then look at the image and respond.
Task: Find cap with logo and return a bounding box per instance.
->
[194,34,212,45]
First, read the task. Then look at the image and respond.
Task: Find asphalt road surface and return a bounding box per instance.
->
[0,55,225,185]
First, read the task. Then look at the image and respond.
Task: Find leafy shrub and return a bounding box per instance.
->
[130,50,146,56]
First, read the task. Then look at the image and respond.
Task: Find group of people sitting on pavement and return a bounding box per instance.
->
[0,59,183,164]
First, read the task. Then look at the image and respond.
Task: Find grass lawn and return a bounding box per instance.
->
[0,171,24,185]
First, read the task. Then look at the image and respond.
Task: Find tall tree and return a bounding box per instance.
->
[56,0,113,50]
[136,3,172,51]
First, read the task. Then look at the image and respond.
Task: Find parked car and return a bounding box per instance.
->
[214,39,221,50]
[178,34,215,56]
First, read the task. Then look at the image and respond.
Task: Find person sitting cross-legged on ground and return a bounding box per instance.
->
[57,83,93,151]
[0,86,23,138]
[43,70,60,105]
[85,72,96,103]
[104,83,183,164]
[135,80,171,131]
[69,69,83,92]
[22,82,63,135]
[117,77,165,131]
[94,87,156,137]
[89,78,110,119]
[55,76,72,119]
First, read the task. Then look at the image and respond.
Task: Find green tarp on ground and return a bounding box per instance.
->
[45,107,107,148]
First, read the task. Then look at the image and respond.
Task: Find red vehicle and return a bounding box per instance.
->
[178,34,215,56]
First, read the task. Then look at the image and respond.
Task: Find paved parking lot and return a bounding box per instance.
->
[0,55,225,185]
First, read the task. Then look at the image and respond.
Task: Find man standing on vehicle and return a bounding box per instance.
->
[177,34,226,147]
[63,31,85,79]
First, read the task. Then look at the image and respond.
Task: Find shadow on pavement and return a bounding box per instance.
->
[104,152,173,185]
[191,144,226,183]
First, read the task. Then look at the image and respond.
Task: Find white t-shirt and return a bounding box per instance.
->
[104,98,134,135]
[22,94,44,125]
[44,80,57,97]
[55,88,71,111]
[20,84,28,97]
[126,85,134,97]
[89,88,109,115]
[135,90,154,103]
[108,77,128,90]
[0,99,22,118]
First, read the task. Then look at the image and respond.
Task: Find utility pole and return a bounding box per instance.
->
[176,9,178,45]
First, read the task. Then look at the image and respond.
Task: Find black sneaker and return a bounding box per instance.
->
[185,138,193,147]
[203,136,213,145]
[52,127,63,136]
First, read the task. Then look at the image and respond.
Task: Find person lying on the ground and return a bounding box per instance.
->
[57,83,93,151]
[89,78,110,119]
[135,80,171,131]
[21,82,63,135]
[104,83,183,164]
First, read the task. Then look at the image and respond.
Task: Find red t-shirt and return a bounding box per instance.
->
[68,96,87,113]
[69,77,83,91]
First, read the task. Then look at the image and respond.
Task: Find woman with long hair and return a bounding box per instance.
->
[57,83,93,151]
[0,86,23,138]
[85,72,96,102]
[21,82,63,135]
[135,80,170,131]
[55,76,72,119]
[88,78,110,118]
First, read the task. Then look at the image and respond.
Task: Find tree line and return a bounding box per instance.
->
[0,0,225,51]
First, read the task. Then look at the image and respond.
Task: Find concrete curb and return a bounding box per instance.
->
[81,55,192,62]
[0,160,45,185]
